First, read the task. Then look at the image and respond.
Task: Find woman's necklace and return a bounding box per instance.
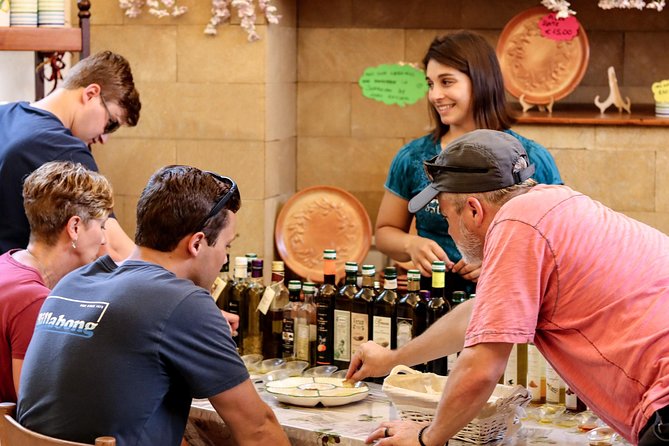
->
[25,248,54,289]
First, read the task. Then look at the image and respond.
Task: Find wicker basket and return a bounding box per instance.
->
[382,365,531,444]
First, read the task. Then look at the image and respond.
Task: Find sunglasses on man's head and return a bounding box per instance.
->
[99,95,121,135]
[195,172,238,231]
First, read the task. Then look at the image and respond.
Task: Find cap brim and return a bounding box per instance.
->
[408,184,440,214]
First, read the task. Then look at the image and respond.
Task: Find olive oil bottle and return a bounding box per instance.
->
[396,269,427,350]
[260,261,289,359]
[281,280,302,359]
[296,282,317,365]
[351,265,376,358]
[315,249,337,365]
[426,260,450,375]
[334,261,358,371]
[227,256,249,354]
[243,259,264,355]
[373,266,398,350]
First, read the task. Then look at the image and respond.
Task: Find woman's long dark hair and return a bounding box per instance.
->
[422,31,516,143]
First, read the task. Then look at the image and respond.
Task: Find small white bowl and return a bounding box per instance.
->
[302,365,338,377]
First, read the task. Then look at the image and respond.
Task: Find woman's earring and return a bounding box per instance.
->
[72,239,77,249]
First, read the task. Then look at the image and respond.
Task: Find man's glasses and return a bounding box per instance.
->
[99,95,121,135]
[196,172,238,231]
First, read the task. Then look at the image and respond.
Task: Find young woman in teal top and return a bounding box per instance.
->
[376,31,562,294]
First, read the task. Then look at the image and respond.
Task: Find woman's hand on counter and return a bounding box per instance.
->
[346,341,397,382]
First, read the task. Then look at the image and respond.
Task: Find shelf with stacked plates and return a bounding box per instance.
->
[513,104,669,127]
[0,0,90,99]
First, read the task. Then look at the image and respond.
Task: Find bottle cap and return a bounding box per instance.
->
[272,261,284,272]
[235,256,248,266]
[407,269,421,281]
[431,260,446,272]
[245,253,257,258]
[362,264,376,276]
[345,261,358,272]
[303,282,316,294]
[288,280,302,290]
[383,266,397,279]
[251,259,263,269]
[452,291,466,303]
[323,249,337,260]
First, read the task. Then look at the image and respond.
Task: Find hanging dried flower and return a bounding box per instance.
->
[119,0,281,41]
[542,0,665,14]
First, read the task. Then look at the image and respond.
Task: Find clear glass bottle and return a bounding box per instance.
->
[243,258,264,355]
[281,280,302,360]
[427,260,450,375]
[261,260,290,359]
[373,266,398,350]
[227,256,249,354]
[351,264,376,358]
[334,261,358,371]
[315,249,337,365]
[296,282,317,365]
[396,269,427,350]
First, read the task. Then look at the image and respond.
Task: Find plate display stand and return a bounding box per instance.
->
[594,66,632,114]
[519,94,554,113]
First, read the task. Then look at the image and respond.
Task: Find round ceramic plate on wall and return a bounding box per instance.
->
[275,186,372,283]
[496,6,590,105]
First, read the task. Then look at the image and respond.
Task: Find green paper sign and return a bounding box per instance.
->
[652,79,669,103]
[358,63,428,107]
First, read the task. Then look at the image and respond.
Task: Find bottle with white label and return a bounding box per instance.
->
[427,261,450,375]
[315,249,337,365]
[350,265,376,357]
[396,269,426,351]
[281,280,302,359]
[527,343,546,403]
[334,262,358,371]
[295,282,317,365]
[373,266,398,350]
[545,361,565,405]
[227,256,248,354]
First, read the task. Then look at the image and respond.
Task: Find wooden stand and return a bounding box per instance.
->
[594,66,631,114]
[519,94,554,114]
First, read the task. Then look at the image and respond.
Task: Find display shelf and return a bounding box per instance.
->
[0,0,90,99]
[513,104,669,127]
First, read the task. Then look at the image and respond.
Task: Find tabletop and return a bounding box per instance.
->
[186,380,626,446]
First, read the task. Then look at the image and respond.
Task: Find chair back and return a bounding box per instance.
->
[0,403,115,446]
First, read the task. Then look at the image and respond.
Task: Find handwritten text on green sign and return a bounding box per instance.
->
[358,64,428,107]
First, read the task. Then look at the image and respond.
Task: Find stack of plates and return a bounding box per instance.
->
[38,0,64,27]
[10,0,38,27]
[656,103,669,118]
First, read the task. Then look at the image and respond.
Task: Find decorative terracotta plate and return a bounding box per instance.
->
[275,186,372,283]
[496,6,590,105]
[265,377,369,407]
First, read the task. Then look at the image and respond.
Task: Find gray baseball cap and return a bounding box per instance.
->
[408,129,535,213]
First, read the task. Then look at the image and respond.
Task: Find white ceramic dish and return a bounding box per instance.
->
[265,377,369,407]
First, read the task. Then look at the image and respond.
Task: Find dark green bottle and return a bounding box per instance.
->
[427,260,450,375]
[351,264,376,358]
[373,266,398,350]
[334,261,358,371]
[315,249,337,365]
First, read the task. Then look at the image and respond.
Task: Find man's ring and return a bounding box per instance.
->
[384,427,390,437]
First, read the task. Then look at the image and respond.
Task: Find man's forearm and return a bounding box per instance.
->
[422,343,510,445]
[395,299,474,367]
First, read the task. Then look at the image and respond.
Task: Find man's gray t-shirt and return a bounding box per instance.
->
[17,255,248,446]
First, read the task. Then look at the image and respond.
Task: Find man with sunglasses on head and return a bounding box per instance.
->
[0,50,141,260]
[17,165,290,446]
[347,130,669,446]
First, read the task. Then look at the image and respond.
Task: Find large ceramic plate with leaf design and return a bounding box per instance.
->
[496,6,590,105]
[265,377,369,407]
[275,186,372,283]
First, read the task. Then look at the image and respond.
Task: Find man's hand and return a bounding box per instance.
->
[346,341,397,382]
[451,259,481,282]
[365,420,425,445]
[221,310,239,336]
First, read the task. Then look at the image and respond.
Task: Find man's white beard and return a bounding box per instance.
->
[455,217,483,265]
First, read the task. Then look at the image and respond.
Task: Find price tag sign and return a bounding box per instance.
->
[539,13,580,41]
[652,80,669,103]
[358,63,428,107]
